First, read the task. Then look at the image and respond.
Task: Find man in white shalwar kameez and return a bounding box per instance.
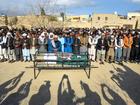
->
[88,35,98,61]
[58,35,65,52]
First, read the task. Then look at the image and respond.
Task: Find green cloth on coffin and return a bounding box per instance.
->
[57,53,88,67]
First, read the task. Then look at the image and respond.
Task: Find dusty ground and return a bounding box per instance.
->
[0,61,140,105]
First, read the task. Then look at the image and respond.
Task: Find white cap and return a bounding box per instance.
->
[6,32,13,37]
[69,29,72,32]
[0,29,3,32]
[49,32,54,36]
[7,32,12,35]
[41,32,48,37]
[49,33,54,39]
[101,33,105,36]
[111,35,114,38]
[132,31,135,34]
[98,30,102,35]
[22,33,27,37]
[40,32,45,37]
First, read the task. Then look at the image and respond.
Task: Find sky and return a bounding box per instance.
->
[0,0,140,16]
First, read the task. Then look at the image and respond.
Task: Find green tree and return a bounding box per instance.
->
[9,16,18,26]
[60,12,65,22]
[40,7,46,16]
[135,20,138,30]
[48,16,57,22]
[5,15,8,26]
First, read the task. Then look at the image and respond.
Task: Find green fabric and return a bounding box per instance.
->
[57,53,88,67]
[35,52,90,68]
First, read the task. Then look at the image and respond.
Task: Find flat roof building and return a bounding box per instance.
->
[92,13,136,29]
[128,11,140,18]
[66,15,90,22]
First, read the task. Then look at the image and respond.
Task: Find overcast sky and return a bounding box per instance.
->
[0,0,140,16]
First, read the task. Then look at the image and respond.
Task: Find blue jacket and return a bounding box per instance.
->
[59,37,65,52]
[64,37,73,53]
[48,39,53,53]
[54,40,62,52]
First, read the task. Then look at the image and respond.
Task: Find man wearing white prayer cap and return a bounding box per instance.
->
[38,32,48,53]
[49,32,54,40]
[6,31,16,63]
[22,33,27,37]
[52,35,61,52]
[21,33,31,62]
[48,33,54,52]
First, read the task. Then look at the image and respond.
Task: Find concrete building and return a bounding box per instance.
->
[0,12,140,29]
[128,11,140,29]
[128,11,140,18]
[66,15,90,22]
[92,13,136,29]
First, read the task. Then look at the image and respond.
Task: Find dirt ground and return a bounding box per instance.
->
[0,61,140,105]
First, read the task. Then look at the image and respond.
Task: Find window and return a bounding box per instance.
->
[73,17,80,20]
[105,17,108,21]
[132,16,136,18]
[98,17,100,20]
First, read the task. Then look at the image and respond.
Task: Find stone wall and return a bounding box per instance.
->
[0,15,91,29]
[0,15,139,29]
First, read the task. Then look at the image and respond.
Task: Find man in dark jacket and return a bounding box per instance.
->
[30,32,38,61]
[96,33,107,64]
[131,33,140,62]
[73,34,81,54]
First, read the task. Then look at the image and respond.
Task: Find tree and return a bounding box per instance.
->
[5,15,8,26]
[135,20,138,30]
[48,16,57,22]
[40,7,46,16]
[89,14,92,21]
[9,16,18,27]
[60,12,65,22]
[29,0,63,27]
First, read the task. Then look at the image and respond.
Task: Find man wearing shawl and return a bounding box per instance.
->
[6,32,16,63]
[51,35,61,53]
[48,33,54,53]
[38,32,48,53]
[30,32,38,61]
[73,34,81,54]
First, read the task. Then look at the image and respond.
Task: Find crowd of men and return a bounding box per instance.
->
[0,27,140,64]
